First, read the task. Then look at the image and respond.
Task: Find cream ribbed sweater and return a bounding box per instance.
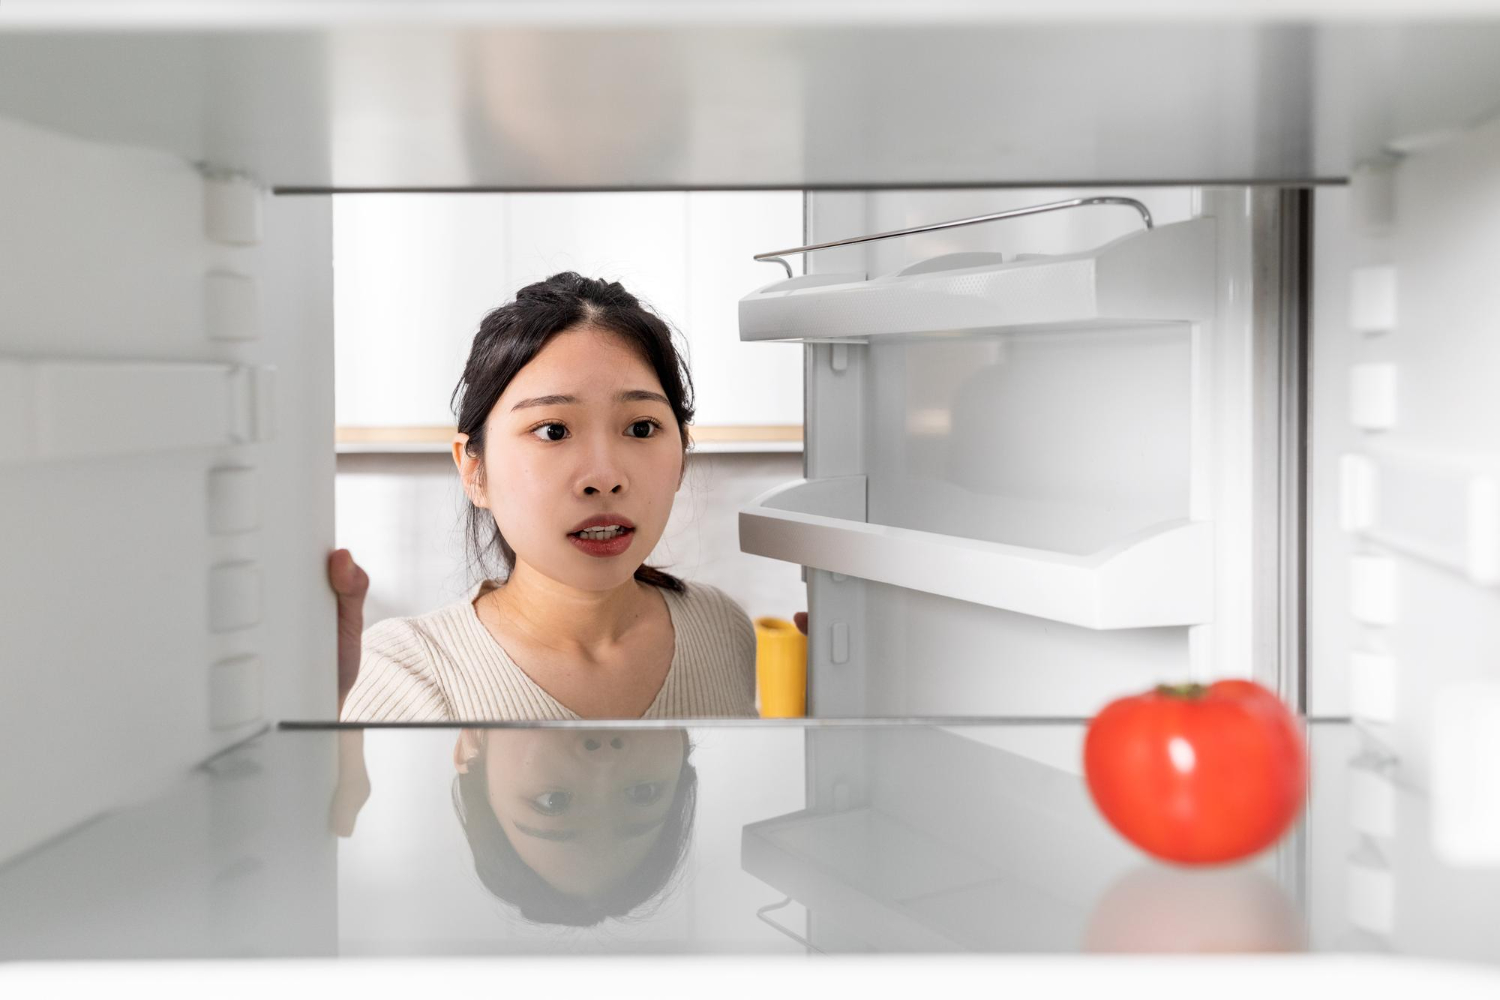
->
[340,577,759,721]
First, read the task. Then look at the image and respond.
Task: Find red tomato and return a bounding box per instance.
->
[1083,679,1308,865]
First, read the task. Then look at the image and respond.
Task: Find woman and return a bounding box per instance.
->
[329,272,805,721]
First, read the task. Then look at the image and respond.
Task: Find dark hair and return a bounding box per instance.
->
[451,728,699,926]
[451,271,695,592]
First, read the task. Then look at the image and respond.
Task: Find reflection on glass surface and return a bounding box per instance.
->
[450,727,696,926]
[0,720,1498,969]
[1084,865,1305,953]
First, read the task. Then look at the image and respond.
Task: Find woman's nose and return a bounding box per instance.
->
[578,436,630,496]
[579,733,627,753]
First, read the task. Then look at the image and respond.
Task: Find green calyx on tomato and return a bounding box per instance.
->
[1154,682,1209,699]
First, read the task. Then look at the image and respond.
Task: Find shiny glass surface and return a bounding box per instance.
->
[0,720,1494,965]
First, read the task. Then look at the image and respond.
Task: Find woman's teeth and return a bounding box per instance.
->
[574,526,629,539]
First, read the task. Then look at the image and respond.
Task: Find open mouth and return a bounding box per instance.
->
[566,524,636,557]
[567,526,635,541]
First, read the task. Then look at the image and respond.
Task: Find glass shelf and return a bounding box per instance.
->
[1,718,1496,979]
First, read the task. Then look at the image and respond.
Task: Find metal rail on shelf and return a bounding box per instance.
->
[754,196,1155,277]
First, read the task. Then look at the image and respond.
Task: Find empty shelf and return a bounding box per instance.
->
[739,217,1216,343]
[739,476,1213,630]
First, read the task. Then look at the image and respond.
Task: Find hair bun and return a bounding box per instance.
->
[515,272,581,303]
[513,272,642,311]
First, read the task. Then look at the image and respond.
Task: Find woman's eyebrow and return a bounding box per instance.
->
[513,821,580,841]
[510,389,670,412]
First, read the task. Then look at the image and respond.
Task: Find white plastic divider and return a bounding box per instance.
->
[740,476,1214,630]
[0,356,275,463]
[1340,441,1500,586]
[739,217,1216,343]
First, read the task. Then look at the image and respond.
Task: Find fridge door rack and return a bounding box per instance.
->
[739,476,1214,630]
[739,216,1215,343]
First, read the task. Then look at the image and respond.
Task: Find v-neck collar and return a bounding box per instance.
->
[463,578,681,720]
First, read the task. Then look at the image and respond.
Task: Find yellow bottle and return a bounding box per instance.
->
[754,616,807,718]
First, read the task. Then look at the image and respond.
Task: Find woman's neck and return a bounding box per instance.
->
[483,559,648,658]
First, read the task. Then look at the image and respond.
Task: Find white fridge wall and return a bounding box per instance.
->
[0,115,334,864]
[1307,186,1358,717]
[1333,118,1500,789]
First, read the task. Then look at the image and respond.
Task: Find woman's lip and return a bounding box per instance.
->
[567,528,635,557]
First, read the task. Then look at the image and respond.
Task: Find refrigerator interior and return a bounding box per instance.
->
[2,15,1499,873]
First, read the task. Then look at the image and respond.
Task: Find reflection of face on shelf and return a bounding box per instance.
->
[456,728,688,897]
[461,31,688,184]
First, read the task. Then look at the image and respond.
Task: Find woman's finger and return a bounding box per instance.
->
[328,548,369,599]
[329,549,370,714]
[794,610,807,635]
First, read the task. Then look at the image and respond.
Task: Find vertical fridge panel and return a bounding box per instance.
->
[1327,116,1500,793]
[0,114,334,864]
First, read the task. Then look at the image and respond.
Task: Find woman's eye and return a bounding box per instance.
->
[624,781,663,805]
[529,420,660,442]
[529,790,572,815]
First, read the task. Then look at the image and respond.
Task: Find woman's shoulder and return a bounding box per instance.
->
[670,576,735,613]
[670,579,757,658]
[342,613,452,722]
[359,606,451,661]
[342,592,486,723]
[362,583,489,651]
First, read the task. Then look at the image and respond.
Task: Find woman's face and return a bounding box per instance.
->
[456,728,688,896]
[454,323,685,591]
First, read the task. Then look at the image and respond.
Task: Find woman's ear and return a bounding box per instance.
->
[454,728,482,773]
[453,432,487,508]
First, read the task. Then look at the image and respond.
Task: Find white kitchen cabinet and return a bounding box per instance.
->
[333,191,804,447]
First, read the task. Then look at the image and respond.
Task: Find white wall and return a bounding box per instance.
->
[333,191,805,432]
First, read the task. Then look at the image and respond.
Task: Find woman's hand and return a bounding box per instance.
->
[327,549,371,837]
[327,548,369,716]
[794,611,807,635]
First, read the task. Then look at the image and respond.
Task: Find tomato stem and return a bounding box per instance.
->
[1155,682,1209,699]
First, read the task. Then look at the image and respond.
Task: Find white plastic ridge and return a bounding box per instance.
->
[740,476,1214,630]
